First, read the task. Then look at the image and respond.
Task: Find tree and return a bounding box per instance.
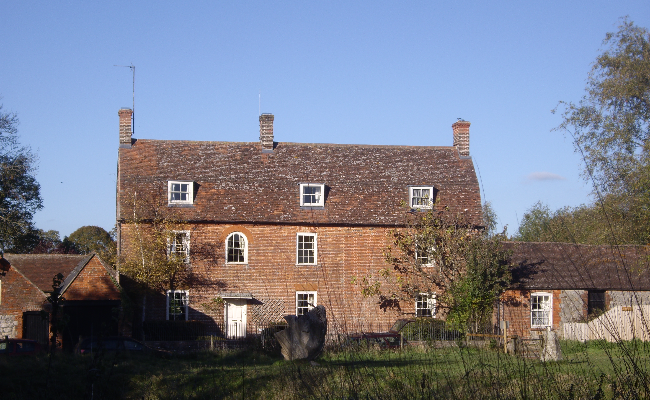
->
[5,228,85,254]
[515,202,554,242]
[118,191,192,295]
[482,201,499,237]
[4,228,57,254]
[445,231,512,331]
[0,104,42,252]
[358,205,511,331]
[554,18,650,244]
[67,225,116,264]
[30,229,67,254]
[515,197,648,245]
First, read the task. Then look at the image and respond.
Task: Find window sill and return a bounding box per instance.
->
[300,206,325,210]
[168,203,195,208]
[226,263,249,267]
[296,263,319,267]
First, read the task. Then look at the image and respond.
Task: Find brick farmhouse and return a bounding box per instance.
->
[0,253,121,349]
[116,109,482,338]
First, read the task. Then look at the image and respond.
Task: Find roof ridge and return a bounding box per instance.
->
[131,138,457,149]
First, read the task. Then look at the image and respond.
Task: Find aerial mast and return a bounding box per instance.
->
[114,64,135,134]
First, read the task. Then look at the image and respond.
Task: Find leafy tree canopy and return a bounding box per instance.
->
[553,18,650,244]
[556,18,650,193]
[515,196,645,245]
[67,225,116,264]
[358,205,511,331]
[482,201,499,238]
[6,229,80,254]
[119,191,192,294]
[0,104,42,252]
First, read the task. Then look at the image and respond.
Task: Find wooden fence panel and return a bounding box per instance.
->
[563,322,588,342]
[579,305,650,342]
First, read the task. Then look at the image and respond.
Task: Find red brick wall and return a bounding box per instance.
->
[500,289,562,338]
[64,256,121,301]
[0,268,48,338]
[121,223,410,334]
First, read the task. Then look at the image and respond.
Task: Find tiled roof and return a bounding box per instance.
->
[505,242,650,291]
[117,140,482,226]
[2,254,90,292]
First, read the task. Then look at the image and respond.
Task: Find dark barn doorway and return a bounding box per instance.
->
[23,311,49,346]
[61,301,120,351]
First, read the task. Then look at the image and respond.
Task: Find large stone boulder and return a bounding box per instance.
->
[275,305,327,361]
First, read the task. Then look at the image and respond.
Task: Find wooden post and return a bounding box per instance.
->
[500,320,509,354]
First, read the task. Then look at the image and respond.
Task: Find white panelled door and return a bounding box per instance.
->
[225,299,247,339]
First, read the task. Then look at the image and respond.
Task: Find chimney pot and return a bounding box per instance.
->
[259,113,274,152]
[452,120,470,157]
[118,108,133,148]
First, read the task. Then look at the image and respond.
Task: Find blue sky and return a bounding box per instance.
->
[2,1,649,238]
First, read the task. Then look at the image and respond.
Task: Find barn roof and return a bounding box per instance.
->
[505,242,650,291]
[1,253,116,294]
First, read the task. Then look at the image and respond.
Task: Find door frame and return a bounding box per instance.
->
[225,299,247,339]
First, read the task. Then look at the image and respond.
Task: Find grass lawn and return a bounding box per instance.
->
[2,340,650,399]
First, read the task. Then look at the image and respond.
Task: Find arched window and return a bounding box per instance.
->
[226,232,248,264]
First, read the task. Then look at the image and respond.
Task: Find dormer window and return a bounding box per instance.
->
[300,184,325,207]
[168,181,194,205]
[409,186,433,209]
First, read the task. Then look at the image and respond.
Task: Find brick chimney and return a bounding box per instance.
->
[259,113,274,152]
[452,119,470,157]
[118,108,133,148]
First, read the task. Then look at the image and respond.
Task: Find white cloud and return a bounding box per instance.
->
[525,172,566,181]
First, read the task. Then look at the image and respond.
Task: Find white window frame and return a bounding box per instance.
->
[226,232,248,264]
[531,292,553,328]
[296,291,317,316]
[166,290,189,321]
[296,233,317,265]
[299,183,325,207]
[409,186,433,209]
[415,243,435,267]
[168,181,194,205]
[416,293,436,317]
[167,230,190,264]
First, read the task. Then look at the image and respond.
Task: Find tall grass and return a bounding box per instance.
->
[2,339,649,399]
